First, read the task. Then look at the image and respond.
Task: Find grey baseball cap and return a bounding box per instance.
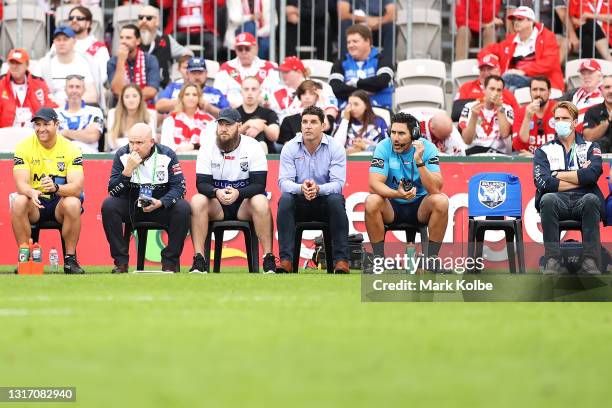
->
[217,108,242,124]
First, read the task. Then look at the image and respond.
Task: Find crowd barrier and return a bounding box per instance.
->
[1,154,611,268]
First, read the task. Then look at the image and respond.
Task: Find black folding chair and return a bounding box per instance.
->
[204,220,259,273]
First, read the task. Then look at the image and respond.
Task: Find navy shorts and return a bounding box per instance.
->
[390,195,426,225]
[37,196,61,223]
[221,198,245,220]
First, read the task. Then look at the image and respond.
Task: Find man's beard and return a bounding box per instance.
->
[217,131,240,152]
[72,25,85,35]
[140,29,155,46]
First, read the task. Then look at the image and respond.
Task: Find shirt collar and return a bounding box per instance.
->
[296,133,330,146]
[513,28,538,45]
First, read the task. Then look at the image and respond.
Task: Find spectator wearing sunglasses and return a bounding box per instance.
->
[213,32,280,108]
[137,5,193,89]
[66,6,110,85]
[513,76,556,156]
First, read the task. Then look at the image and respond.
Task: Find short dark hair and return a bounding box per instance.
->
[301,105,325,123]
[484,75,504,88]
[69,6,92,33]
[391,112,418,132]
[121,24,140,39]
[295,80,322,99]
[346,24,372,45]
[530,76,551,90]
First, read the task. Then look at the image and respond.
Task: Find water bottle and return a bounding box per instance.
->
[405,243,417,274]
[49,247,59,273]
[18,243,30,263]
[32,243,42,263]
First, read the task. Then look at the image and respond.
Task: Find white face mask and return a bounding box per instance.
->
[555,121,573,138]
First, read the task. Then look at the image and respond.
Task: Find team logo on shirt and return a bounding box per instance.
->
[13,157,24,165]
[240,161,249,172]
[478,181,506,209]
[72,157,83,166]
[57,162,65,172]
[156,170,166,182]
[371,158,384,169]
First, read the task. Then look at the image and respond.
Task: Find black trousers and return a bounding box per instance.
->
[101,197,191,268]
[277,193,349,263]
[540,192,602,262]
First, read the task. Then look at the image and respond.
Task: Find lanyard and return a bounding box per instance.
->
[567,142,577,168]
[134,147,158,185]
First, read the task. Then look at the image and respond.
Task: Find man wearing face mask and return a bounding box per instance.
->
[513,76,556,156]
[534,101,605,275]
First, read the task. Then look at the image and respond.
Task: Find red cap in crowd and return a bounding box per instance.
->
[7,48,29,64]
[234,32,257,48]
[478,54,500,69]
[579,59,602,73]
[279,56,306,73]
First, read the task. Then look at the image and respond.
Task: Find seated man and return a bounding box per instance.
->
[559,59,604,131]
[137,5,193,89]
[56,75,104,153]
[237,76,280,154]
[277,106,349,274]
[214,33,280,108]
[452,53,518,122]
[513,76,556,156]
[584,75,612,153]
[459,75,514,155]
[11,108,85,274]
[101,123,190,273]
[479,6,564,92]
[0,48,56,128]
[190,108,276,274]
[108,24,161,108]
[337,0,395,58]
[409,110,466,156]
[156,57,229,117]
[40,26,98,106]
[68,6,110,86]
[534,101,605,275]
[329,24,394,110]
[364,112,449,272]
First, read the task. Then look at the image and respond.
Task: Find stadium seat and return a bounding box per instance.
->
[565,58,612,89]
[55,5,104,41]
[0,127,35,152]
[31,220,66,258]
[467,173,525,274]
[204,221,259,273]
[112,4,144,54]
[302,59,333,82]
[293,222,333,274]
[396,7,441,61]
[373,107,392,127]
[514,87,531,105]
[205,59,220,86]
[401,107,447,117]
[0,4,48,59]
[394,84,445,111]
[384,223,429,258]
[451,59,479,90]
[396,59,446,87]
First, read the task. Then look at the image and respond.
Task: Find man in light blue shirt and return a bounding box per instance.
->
[278,106,349,273]
[365,112,449,272]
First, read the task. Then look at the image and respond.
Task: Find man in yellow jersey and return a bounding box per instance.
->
[11,107,86,274]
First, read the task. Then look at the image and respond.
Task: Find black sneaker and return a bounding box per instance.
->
[578,257,601,275]
[262,253,277,274]
[64,256,85,274]
[189,253,208,274]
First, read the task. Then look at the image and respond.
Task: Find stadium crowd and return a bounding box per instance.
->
[4,2,612,275]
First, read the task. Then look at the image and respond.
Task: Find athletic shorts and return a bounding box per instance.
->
[389,195,426,225]
[38,196,61,223]
[221,198,245,221]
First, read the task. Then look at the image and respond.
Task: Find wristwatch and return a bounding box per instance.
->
[53,183,60,193]
[416,161,426,168]
[551,171,558,178]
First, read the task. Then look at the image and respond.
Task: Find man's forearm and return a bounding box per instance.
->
[56,182,83,197]
[65,128,101,144]
[156,98,177,113]
[519,117,532,142]
[370,180,401,199]
[556,171,579,184]
[418,168,442,194]
[497,113,511,138]
[142,87,157,101]
[462,119,477,144]
[558,180,579,191]
[583,122,608,141]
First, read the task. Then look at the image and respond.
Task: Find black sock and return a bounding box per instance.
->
[64,254,76,260]
[372,241,385,258]
[428,240,442,258]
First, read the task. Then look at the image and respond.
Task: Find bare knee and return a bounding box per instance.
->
[191,194,210,213]
[60,197,81,216]
[365,194,385,213]
[11,194,30,215]
[249,194,270,215]
[429,193,449,213]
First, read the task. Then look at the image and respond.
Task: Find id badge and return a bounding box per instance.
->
[139,185,153,199]
[15,107,32,124]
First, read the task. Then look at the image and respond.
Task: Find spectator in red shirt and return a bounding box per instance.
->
[568,0,612,61]
[513,76,557,156]
[452,53,519,121]
[559,58,603,132]
[0,49,56,128]
[455,0,503,60]
[479,6,564,92]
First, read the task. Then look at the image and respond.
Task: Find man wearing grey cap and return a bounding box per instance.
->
[11,107,86,274]
[190,108,277,273]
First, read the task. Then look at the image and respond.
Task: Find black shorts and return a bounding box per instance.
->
[38,196,60,223]
[389,195,426,225]
[221,198,245,220]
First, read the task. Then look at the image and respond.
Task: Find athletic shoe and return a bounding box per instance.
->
[541,258,568,275]
[64,255,85,274]
[262,253,277,274]
[362,254,383,274]
[334,260,350,274]
[578,257,601,275]
[189,253,208,274]
[112,264,128,274]
[276,259,293,273]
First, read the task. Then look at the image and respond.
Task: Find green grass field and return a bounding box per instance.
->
[1,267,611,407]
